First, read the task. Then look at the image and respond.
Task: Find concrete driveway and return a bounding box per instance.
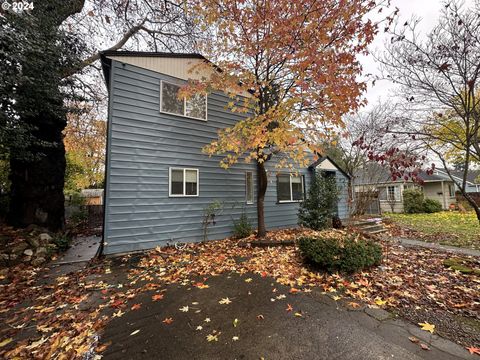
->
[99,272,474,360]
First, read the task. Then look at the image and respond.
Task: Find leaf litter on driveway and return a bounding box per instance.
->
[0,228,478,358]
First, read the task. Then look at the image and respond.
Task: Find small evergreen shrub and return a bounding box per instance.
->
[233,211,253,239]
[298,173,340,230]
[403,188,424,213]
[298,235,382,274]
[52,234,71,252]
[422,198,442,213]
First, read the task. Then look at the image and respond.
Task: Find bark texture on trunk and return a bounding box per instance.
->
[8,111,67,231]
[7,0,72,231]
[256,161,268,237]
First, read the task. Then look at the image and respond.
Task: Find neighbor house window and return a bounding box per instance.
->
[246,171,254,204]
[277,174,304,202]
[169,168,199,196]
[448,184,455,197]
[386,185,400,201]
[160,81,207,120]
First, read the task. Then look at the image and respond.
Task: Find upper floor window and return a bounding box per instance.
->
[160,80,207,121]
[277,173,304,202]
[169,168,199,197]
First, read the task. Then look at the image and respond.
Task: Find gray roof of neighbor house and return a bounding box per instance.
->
[353,163,452,185]
[444,169,480,184]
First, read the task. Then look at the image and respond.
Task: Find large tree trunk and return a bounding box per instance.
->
[257,161,268,237]
[6,0,75,232]
[8,109,67,231]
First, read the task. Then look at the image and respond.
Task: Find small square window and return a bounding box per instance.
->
[169,168,199,197]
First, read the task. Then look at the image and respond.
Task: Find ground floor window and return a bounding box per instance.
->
[169,168,199,196]
[379,185,400,201]
[277,173,304,202]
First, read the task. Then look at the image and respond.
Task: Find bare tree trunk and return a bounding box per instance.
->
[460,189,480,223]
[256,161,268,237]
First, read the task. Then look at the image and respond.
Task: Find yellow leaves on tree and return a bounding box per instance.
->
[187,0,389,236]
[63,105,106,192]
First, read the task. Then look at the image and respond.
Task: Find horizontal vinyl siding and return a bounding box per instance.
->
[104,61,311,254]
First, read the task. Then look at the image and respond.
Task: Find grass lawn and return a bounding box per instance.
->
[385,211,480,250]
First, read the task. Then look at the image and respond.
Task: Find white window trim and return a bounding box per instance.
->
[278,173,304,203]
[245,171,254,204]
[168,167,199,197]
[160,80,208,121]
[379,185,401,202]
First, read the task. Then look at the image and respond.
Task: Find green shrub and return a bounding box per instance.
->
[403,188,443,213]
[422,198,442,213]
[298,235,382,274]
[298,173,340,230]
[403,188,424,213]
[52,234,71,252]
[233,211,253,239]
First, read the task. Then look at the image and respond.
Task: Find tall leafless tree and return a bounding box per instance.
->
[370,0,480,221]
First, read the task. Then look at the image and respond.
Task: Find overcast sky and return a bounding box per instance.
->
[361,0,473,108]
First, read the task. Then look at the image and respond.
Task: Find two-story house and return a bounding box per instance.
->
[100,51,350,254]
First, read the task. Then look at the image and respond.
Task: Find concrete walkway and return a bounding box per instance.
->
[47,235,100,276]
[389,237,480,257]
[99,272,475,360]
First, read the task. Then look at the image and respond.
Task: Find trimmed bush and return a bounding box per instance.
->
[298,173,340,230]
[403,188,443,213]
[422,198,442,213]
[403,188,424,213]
[298,234,382,274]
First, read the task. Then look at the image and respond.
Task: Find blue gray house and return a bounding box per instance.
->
[100,51,349,254]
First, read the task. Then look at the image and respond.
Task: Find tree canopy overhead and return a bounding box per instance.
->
[187,0,392,235]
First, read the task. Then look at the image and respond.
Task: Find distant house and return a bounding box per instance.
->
[446,169,480,193]
[99,51,350,254]
[354,164,457,214]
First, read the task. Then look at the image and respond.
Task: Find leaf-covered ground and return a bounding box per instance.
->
[0,229,479,358]
[385,211,480,250]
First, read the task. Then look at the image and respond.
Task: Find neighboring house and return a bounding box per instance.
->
[446,169,480,193]
[100,51,349,254]
[354,164,457,214]
[80,189,104,205]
